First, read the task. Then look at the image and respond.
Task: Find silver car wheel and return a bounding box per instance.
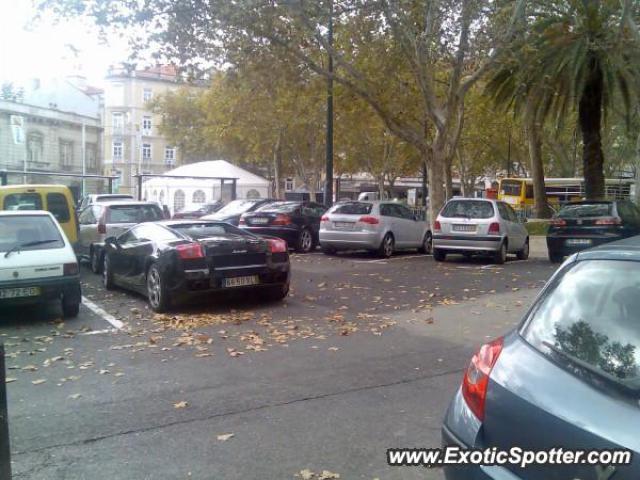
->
[301,229,313,252]
[383,235,394,257]
[147,268,162,308]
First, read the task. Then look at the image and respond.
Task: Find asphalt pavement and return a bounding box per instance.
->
[1,242,557,479]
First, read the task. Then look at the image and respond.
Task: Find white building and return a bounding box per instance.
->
[142,160,270,214]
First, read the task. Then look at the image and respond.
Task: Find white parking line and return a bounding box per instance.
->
[81,296,124,330]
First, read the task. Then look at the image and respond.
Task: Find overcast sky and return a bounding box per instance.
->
[0,0,131,88]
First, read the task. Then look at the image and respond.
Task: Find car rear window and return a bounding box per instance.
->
[170,222,248,238]
[213,200,262,216]
[523,260,640,391]
[330,202,372,215]
[107,205,164,224]
[47,193,70,223]
[256,202,299,213]
[501,180,523,196]
[557,203,613,218]
[3,193,43,211]
[440,200,494,219]
[0,215,64,252]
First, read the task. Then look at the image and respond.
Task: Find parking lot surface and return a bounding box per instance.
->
[1,246,557,479]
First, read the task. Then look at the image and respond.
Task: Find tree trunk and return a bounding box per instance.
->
[635,132,640,206]
[579,55,605,200]
[427,148,446,226]
[273,131,283,199]
[444,160,453,200]
[525,104,551,218]
[378,176,385,199]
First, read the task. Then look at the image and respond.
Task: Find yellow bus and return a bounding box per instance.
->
[497,177,635,210]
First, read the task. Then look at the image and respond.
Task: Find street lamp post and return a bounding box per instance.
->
[324,0,334,207]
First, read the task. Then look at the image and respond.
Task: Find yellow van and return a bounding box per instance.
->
[0,185,79,244]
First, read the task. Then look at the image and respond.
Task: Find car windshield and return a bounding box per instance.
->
[523,260,640,391]
[214,200,262,216]
[0,215,64,252]
[256,202,299,213]
[330,202,373,215]
[440,200,494,219]
[107,205,164,223]
[170,222,248,238]
[557,203,612,218]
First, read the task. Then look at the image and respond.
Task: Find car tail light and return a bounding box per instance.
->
[321,215,329,223]
[239,216,246,225]
[97,222,107,234]
[267,238,287,253]
[176,243,204,259]
[550,218,567,227]
[434,220,441,233]
[595,217,622,225]
[358,216,379,225]
[488,222,500,234]
[63,262,79,276]
[462,337,504,421]
[272,214,292,226]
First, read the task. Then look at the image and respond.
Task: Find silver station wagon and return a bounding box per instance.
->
[432,198,529,264]
[319,201,432,258]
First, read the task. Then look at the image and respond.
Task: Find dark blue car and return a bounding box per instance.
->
[442,236,640,479]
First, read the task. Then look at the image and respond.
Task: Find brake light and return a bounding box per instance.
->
[550,218,567,227]
[321,215,329,223]
[267,238,288,253]
[461,337,504,421]
[434,220,441,233]
[176,243,204,259]
[63,262,79,276]
[98,211,107,234]
[358,216,379,225]
[595,217,622,225]
[488,222,501,234]
[272,214,292,226]
[239,216,246,225]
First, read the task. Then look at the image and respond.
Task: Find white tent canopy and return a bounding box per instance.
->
[143,160,270,214]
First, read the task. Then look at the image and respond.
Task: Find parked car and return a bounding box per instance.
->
[102,220,290,312]
[0,184,79,244]
[77,201,165,274]
[319,201,432,258]
[240,201,326,253]
[0,211,81,317]
[202,198,276,226]
[432,198,528,264]
[78,193,134,210]
[442,238,640,479]
[172,201,225,219]
[546,200,640,263]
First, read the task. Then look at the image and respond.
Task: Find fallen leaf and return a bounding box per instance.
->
[299,469,314,480]
[174,401,189,409]
[69,393,82,399]
[5,378,16,383]
[217,433,234,441]
[319,471,340,480]
[31,379,46,385]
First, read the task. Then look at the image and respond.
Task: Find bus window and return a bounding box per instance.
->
[500,180,523,196]
[525,184,534,199]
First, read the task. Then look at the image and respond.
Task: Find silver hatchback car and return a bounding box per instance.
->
[319,201,432,258]
[432,198,529,264]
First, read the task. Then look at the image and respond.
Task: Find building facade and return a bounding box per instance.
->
[102,65,195,196]
[0,78,103,198]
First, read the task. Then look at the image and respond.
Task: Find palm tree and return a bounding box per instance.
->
[488,0,640,200]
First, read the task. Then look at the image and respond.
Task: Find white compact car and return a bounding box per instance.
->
[0,211,81,317]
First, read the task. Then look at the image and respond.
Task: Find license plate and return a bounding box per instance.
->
[250,217,269,225]
[334,222,354,230]
[223,275,259,288]
[0,287,41,299]
[452,224,476,232]
[565,239,592,246]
